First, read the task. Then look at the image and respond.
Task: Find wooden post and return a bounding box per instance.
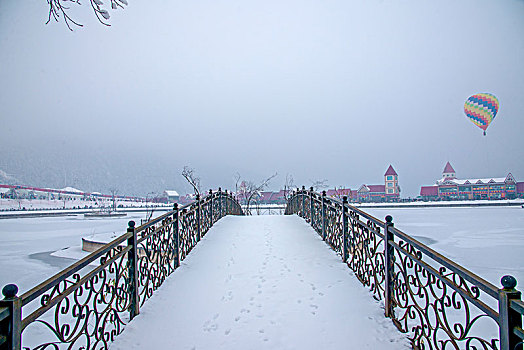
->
[498,275,522,350]
[384,215,395,318]
[0,284,21,350]
[127,221,140,320]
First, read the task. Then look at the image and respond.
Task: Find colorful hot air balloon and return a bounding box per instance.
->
[464,93,499,136]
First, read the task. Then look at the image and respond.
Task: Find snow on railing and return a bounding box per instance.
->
[0,189,243,350]
[285,186,523,350]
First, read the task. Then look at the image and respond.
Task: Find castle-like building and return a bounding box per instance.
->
[420,162,520,200]
[325,165,401,202]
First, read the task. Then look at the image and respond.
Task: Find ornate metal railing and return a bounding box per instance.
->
[285,187,523,350]
[0,189,243,350]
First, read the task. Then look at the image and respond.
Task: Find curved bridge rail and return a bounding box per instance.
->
[0,189,243,350]
[286,187,523,350]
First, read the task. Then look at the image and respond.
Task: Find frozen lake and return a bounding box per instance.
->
[0,213,146,293]
[366,206,524,289]
[1,206,523,293]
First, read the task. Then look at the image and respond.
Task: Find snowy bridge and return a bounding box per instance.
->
[1,189,523,350]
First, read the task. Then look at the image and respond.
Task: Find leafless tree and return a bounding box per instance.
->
[109,188,118,211]
[332,186,348,200]
[15,191,23,210]
[282,174,295,202]
[310,179,328,192]
[141,191,157,224]
[233,172,242,199]
[45,0,128,31]
[182,166,201,196]
[236,173,277,215]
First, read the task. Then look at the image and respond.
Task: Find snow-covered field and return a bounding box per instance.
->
[110,215,409,349]
[0,198,151,210]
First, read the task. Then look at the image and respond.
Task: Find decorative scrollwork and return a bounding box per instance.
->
[347,218,385,301]
[324,204,343,255]
[24,245,130,349]
[391,239,498,349]
[21,191,243,349]
[285,191,501,350]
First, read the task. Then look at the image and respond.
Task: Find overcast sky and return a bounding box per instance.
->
[1,0,523,196]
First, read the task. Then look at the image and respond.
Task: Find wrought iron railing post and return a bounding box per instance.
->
[225,190,229,215]
[309,187,314,224]
[0,284,21,350]
[209,189,213,226]
[126,221,140,320]
[384,215,396,318]
[301,186,306,218]
[498,275,522,350]
[196,195,201,242]
[173,204,180,268]
[290,188,296,215]
[342,196,349,262]
[218,187,223,219]
[321,190,326,241]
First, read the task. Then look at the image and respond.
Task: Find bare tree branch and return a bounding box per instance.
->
[109,187,118,211]
[182,166,201,196]
[45,0,128,30]
[310,179,328,191]
[235,173,277,215]
[233,172,241,195]
[282,173,294,201]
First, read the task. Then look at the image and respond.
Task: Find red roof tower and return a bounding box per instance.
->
[442,162,456,179]
[443,162,455,174]
[384,165,398,176]
[384,165,400,197]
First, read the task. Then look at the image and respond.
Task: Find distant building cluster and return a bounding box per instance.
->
[3,162,523,206]
[323,165,401,203]
[0,184,142,202]
[252,165,402,204]
[420,162,524,200]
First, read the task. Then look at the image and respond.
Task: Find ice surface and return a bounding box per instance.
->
[110,215,409,350]
[366,206,524,288]
[0,213,146,293]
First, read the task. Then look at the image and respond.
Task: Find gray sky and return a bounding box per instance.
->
[1,0,523,196]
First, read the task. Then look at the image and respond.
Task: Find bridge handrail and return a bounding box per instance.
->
[285,187,523,350]
[0,189,243,350]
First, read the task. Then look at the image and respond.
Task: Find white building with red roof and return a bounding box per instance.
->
[346,165,400,202]
[420,162,521,200]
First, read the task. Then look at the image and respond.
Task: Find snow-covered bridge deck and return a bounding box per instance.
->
[111,215,408,349]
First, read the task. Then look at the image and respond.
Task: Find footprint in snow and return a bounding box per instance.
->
[202,320,218,332]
